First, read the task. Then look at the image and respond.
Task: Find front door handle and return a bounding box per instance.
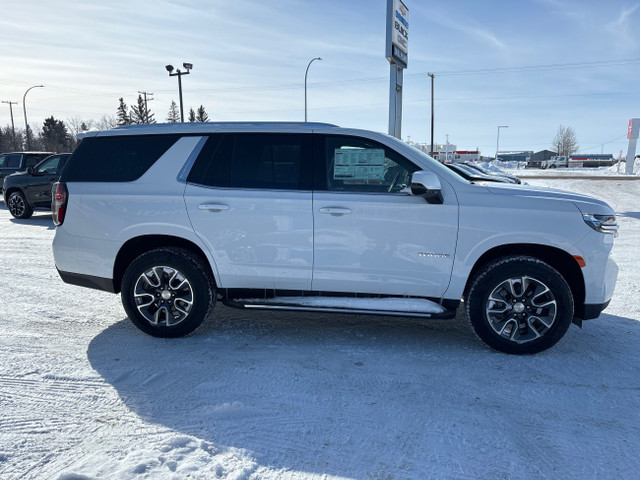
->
[319,207,352,216]
[199,203,230,212]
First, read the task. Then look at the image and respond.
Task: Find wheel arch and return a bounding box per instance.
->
[4,186,25,202]
[463,243,585,315]
[113,235,216,293]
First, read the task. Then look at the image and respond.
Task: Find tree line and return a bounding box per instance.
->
[0,95,211,153]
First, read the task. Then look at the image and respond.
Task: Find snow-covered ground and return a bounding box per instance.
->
[1,176,639,480]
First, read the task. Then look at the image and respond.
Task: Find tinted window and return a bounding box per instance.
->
[25,155,46,168]
[189,133,311,190]
[6,154,21,168]
[36,156,61,175]
[318,135,418,193]
[61,135,180,182]
[0,155,7,168]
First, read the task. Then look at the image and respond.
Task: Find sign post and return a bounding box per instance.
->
[385,0,409,139]
[625,118,639,175]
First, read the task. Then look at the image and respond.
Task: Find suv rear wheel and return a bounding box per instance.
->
[466,256,573,354]
[7,191,33,219]
[121,247,216,337]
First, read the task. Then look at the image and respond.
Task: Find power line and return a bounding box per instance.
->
[3,57,639,98]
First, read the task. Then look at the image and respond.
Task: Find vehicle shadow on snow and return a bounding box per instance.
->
[0,202,55,229]
[8,213,55,229]
[618,211,640,220]
[87,307,640,477]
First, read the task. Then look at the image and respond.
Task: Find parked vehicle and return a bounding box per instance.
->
[0,152,54,191]
[3,153,72,218]
[51,122,618,354]
[446,163,518,184]
[541,156,568,169]
[461,162,522,184]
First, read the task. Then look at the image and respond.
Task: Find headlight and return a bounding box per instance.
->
[583,214,618,235]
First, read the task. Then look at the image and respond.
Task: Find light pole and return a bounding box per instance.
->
[304,57,321,122]
[496,125,508,161]
[23,85,44,150]
[428,73,434,156]
[165,63,192,122]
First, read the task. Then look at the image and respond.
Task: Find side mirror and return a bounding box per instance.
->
[411,170,443,204]
[27,166,35,175]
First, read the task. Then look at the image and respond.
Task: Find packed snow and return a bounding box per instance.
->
[1,174,639,479]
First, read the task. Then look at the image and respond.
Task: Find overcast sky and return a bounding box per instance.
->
[1,0,639,156]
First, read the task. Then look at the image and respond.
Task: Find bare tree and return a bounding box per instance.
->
[96,115,117,130]
[67,116,94,137]
[552,125,579,156]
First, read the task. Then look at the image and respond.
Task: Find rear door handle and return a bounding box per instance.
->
[319,207,352,216]
[199,203,230,212]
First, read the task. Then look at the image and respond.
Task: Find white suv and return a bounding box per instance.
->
[52,122,618,354]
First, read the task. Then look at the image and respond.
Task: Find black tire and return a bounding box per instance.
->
[466,256,573,354]
[7,191,33,219]
[121,247,216,338]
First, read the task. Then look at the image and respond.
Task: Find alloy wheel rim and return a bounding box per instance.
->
[133,266,194,327]
[485,275,557,344]
[9,194,26,217]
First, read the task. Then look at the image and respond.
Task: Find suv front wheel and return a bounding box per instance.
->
[466,256,573,354]
[121,247,216,337]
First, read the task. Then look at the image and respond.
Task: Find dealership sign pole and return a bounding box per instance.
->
[625,118,639,175]
[386,0,409,139]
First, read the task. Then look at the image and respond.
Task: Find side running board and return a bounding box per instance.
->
[222,297,457,320]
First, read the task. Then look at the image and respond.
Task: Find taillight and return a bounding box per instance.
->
[52,182,68,226]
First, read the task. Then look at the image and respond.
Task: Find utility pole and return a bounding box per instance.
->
[138,91,154,123]
[2,100,18,148]
[428,73,434,156]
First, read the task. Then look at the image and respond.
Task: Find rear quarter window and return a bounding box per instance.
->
[61,134,180,182]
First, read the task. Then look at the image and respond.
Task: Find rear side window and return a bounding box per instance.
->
[61,135,180,182]
[188,133,312,190]
[5,154,21,168]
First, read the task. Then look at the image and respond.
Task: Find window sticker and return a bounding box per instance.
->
[334,148,385,183]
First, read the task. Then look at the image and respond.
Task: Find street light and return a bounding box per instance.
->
[165,62,192,122]
[496,125,508,161]
[23,85,44,150]
[304,57,321,122]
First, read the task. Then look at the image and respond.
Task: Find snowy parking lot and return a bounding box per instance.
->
[1,176,639,480]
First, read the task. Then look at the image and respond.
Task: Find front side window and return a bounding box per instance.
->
[36,156,61,175]
[319,136,418,193]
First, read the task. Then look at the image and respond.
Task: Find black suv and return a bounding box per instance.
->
[3,153,72,218]
[0,152,54,189]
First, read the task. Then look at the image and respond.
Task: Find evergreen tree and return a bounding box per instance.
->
[166,100,180,123]
[130,94,155,124]
[196,105,209,122]
[188,108,196,123]
[116,98,131,125]
[40,117,71,152]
